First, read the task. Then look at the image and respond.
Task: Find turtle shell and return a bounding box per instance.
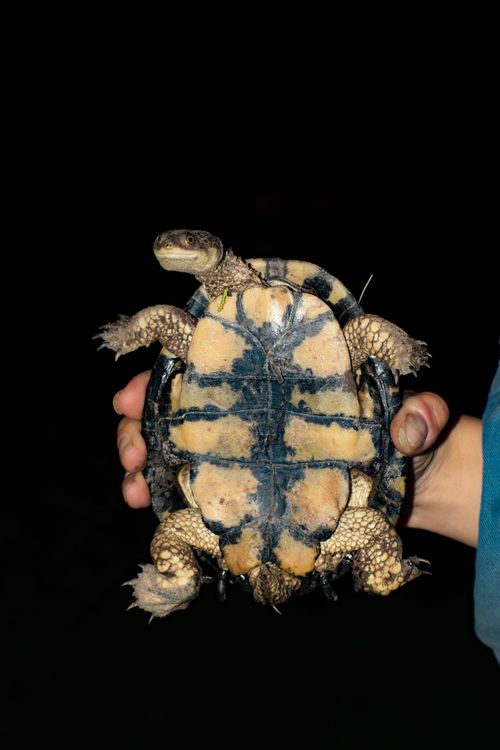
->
[163,283,401,579]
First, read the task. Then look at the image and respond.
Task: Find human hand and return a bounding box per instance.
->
[113,376,480,547]
[390,392,449,527]
[114,372,151,508]
[391,392,481,547]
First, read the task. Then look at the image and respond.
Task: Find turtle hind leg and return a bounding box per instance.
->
[96,304,196,360]
[343,314,429,378]
[317,507,425,596]
[315,470,426,596]
[125,508,222,618]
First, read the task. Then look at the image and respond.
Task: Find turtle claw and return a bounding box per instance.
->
[319,572,338,602]
[408,341,430,373]
[93,324,108,337]
[405,556,432,578]
[217,570,228,602]
[410,556,432,567]
[94,317,135,358]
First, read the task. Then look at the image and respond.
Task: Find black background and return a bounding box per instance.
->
[3,166,499,748]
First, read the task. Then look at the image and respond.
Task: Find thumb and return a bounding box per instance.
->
[391,391,449,456]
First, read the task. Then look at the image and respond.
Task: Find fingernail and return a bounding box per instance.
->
[400,413,428,452]
[113,391,123,414]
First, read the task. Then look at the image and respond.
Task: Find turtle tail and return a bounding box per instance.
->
[247,563,301,607]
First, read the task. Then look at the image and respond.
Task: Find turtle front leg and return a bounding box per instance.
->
[316,507,425,596]
[125,508,222,618]
[343,314,429,377]
[96,305,196,360]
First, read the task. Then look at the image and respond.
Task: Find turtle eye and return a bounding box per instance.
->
[185,233,195,246]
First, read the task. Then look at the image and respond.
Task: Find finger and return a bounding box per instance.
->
[391,391,449,456]
[122,471,151,508]
[117,417,147,472]
[113,370,151,419]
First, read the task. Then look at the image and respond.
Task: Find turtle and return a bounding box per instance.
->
[97,229,430,617]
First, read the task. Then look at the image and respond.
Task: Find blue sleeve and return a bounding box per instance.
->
[474,360,500,664]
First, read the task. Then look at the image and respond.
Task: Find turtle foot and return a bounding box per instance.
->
[123,564,200,619]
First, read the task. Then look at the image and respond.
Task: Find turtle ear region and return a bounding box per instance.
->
[197,231,225,273]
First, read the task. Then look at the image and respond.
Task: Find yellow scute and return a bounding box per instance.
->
[242,285,294,329]
[169,373,183,412]
[274,530,318,575]
[222,526,264,575]
[211,293,238,322]
[357,382,375,418]
[180,381,240,410]
[191,463,259,527]
[187,317,249,374]
[170,415,254,459]
[290,385,359,417]
[291,321,351,377]
[295,293,329,322]
[285,467,348,532]
[284,416,376,461]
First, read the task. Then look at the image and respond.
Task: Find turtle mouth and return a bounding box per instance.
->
[154,249,200,262]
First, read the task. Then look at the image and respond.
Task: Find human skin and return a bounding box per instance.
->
[114,373,482,548]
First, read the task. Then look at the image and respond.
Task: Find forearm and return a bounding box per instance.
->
[405,415,483,547]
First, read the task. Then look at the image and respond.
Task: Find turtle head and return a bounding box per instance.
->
[248,563,301,607]
[154,229,224,275]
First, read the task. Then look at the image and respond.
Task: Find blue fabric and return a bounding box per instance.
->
[474,360,500,664]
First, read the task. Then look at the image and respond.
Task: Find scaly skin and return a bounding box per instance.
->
[125,508,223,618]
[315,470,427,595]
[343,314,429,377]
[316,506,425,595]
[248,564,301,606]
[97,306,196,361]
[195,248,266,298]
